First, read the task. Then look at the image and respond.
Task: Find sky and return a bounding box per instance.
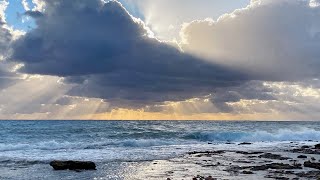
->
[0,0,319,120]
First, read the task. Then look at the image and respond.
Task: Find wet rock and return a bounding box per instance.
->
[296,171,320,178]
[292,146,320,155]
[193,175,209,180]
[264,175,289,180]
[235,151,263,155]
[238,142,252,145]
[188,150,225,156]
[205,176,217,180]
[250,163,302,171]
[304,161,320,170]
[235,160,253,164]
[301,145,311,149]
[50,160,96,171]
[297,155,308,158]
[258,153,291,160]
[315,144,320,149]
[242,170,254,174]
[225,165,246,172]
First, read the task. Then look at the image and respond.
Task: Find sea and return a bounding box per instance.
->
[0,120,319,180]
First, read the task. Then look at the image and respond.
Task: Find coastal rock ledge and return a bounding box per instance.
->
[50,160,96,171]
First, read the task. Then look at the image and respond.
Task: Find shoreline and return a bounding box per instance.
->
[130,141,320,179]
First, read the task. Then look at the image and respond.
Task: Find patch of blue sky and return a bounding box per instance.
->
[5,0,35,31]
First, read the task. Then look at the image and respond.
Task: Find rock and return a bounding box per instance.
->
[292,147,320,154]
[297,155,308,158]
[301,145,311,149]
[258,153,291,160]
[250,163,302,171]
[50,160,96,171]
[238,142,252,145]
[205,176,217,180]
[188,150,225,156]
[315,144,320,149]
[225,165,245,172]
[296,171,320,178]
[304,161,320,170]
[264,175,289,180]
[235,151,263,155]
[242,170,254,174]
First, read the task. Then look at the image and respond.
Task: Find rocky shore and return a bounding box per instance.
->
[131,142,320,179]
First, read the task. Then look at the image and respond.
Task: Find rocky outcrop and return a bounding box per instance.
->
[50,160,96,171]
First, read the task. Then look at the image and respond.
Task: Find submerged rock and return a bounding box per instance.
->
[250,163,302,171]
[264,174,289,180]
[258,153,291,160]
[304,161,320,170]
[297,155,308,159]
[242,170,254,174]
[296,171,320,178]
[235,151,263,155]
[50,160,96,171]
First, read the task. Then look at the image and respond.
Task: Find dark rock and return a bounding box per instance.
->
[315,144,320,149]
[238,142,252,145]
[50,160,96,171]
[205,176,217,180]
[264,175,289,180]
[296,171,320,178]
[304,161,320,170]
[297,155,308,158]
[242,170,254,174]
[258,153,291,160]
[188,150,225,156]
[292,147,320,154]
[250,163,302,171]
[235,151,263,155]
[235,160,253,164]
[301,145,311,149]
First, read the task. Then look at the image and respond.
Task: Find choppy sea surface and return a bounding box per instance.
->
[0,120,319,179]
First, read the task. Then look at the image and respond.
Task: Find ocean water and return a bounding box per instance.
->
[0,120,320,179]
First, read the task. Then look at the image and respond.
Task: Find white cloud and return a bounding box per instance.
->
[121,0,249,40]
[180,0,320,81]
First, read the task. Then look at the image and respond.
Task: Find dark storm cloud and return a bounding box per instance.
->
[0,22,11,59]
[12,0,249,105]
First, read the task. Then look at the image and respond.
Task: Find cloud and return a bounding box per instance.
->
[3,0,319,120]
[180,0,320,81]
[119,0,250,40]
[12,0,249,106]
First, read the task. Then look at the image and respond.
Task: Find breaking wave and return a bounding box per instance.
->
[185,128,320,142]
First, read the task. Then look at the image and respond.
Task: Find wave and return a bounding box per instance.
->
[0,139,178,152]
[184,128,320,142]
